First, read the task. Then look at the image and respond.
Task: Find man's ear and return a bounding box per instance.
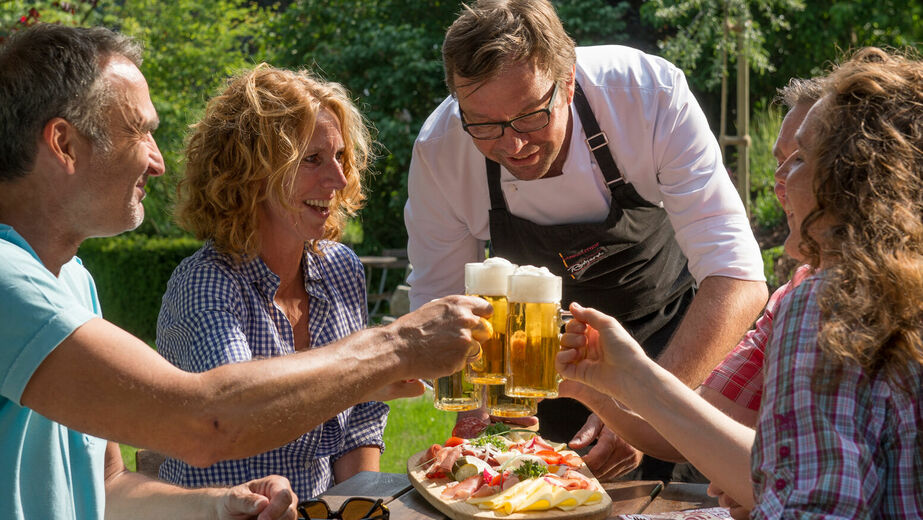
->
[565,65,576,104]
[41,117,84,175]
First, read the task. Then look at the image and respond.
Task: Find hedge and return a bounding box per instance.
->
[77,235,203,344]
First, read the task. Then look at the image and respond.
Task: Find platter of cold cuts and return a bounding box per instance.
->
[407,425,611,519]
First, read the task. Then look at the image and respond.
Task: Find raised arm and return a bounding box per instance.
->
[560,379,757,463]
[557,303,756,509]
[21,296,490,468]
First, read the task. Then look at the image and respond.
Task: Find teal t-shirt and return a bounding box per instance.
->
[0,224,107,520]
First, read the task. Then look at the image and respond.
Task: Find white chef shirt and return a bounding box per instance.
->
[404,45,764,310]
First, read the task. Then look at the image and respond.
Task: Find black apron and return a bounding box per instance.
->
[486,82,695,478]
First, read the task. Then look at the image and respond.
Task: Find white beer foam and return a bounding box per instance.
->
[508,265,561,303]
[465,257,517,296]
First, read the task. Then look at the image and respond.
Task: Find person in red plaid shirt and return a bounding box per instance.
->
[558,46,923,519]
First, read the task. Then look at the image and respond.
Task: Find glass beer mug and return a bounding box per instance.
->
[505,266,563,398]
[484,383,537,418]
[464,258,517,385]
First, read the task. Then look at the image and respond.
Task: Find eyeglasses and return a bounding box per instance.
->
[460,82,559,140]
[297,497,389,520]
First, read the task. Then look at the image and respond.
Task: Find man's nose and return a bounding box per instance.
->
[148,139,166,177]
[497,129,528,154]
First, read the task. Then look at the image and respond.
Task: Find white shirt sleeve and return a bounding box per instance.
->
[649,64,764,283]
[404,133,485,310]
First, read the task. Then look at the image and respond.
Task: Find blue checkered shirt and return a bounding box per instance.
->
[156,240,389,499]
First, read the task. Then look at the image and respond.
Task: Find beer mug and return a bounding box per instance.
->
[505,266,563,398]
[465,258,517,385]
[432,370,481,411]
[484,383,537,418]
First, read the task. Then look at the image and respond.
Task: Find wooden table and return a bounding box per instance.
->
[358,255,410,318]
[316,472,720,519]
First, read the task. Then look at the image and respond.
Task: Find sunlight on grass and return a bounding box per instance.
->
[381,389,456,473]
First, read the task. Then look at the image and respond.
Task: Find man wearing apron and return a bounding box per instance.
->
[404,0,767,481]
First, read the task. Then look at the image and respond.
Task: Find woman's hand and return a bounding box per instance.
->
[556,302,649,398]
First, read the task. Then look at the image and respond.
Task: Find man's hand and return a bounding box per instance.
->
[216,475,297,520]
[707,482,750,519]
[389,295,493,380]
[453,408,539,438]
[568,413,642,481]
[364,379,426,402]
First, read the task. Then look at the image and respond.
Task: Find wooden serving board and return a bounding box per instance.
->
[407,449,612,520]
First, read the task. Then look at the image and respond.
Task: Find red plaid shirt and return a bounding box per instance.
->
[751,273,923,518]
[702,265,812,410]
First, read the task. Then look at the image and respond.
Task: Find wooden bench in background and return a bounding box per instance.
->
[359,248,410,321]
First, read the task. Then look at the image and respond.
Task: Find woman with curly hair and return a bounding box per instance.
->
[556,46,923,518]
[155,64,415,498]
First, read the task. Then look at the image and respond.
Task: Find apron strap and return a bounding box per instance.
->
[573,81,625,188]
[486,159,507,211]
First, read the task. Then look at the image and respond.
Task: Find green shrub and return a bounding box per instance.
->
[761,245,785,289]
[749,106,785,230]
[78,235,203,344]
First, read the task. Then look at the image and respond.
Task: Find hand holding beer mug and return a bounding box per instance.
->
[465,258,517,384]
[431,304,495,411]
[506,266,563,398]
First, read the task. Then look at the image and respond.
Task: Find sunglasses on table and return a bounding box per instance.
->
[297,497,389,520]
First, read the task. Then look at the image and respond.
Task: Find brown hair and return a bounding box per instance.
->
[175,64,370,261]
[0,24,142,181]
[442,0,576,95]
[803,47,923,375]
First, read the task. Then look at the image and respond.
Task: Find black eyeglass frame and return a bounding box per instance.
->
[297,497,389,520]
[459,82,559,140]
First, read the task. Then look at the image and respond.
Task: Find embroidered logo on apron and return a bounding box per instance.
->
[559,242,606,279]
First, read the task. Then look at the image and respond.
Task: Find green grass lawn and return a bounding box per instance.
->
[380,390,456,473]
[120,389,455,475]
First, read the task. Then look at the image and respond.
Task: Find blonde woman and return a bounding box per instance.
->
[156,65,411,498]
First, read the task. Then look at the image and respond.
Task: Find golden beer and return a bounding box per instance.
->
[433,369,481,411]
[485,383,537,417]
[465,258,517,384]
[505,267,562,398]
[466,295,509,384]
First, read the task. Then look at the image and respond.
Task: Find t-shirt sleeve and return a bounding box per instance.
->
[0,248,97,403]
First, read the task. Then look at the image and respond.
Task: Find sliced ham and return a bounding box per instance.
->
[425,444,463,479]
[471,484,501,498]
[441,474,482,499]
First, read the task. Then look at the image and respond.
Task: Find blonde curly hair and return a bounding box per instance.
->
[803,47,923,376]
[175,64,371,261]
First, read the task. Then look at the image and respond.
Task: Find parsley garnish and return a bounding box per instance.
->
[513,460,548,480]
[481,422,512,436]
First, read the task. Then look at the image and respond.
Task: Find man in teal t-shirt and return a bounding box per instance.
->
[0,225,106,518]
[0,22,491,520]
